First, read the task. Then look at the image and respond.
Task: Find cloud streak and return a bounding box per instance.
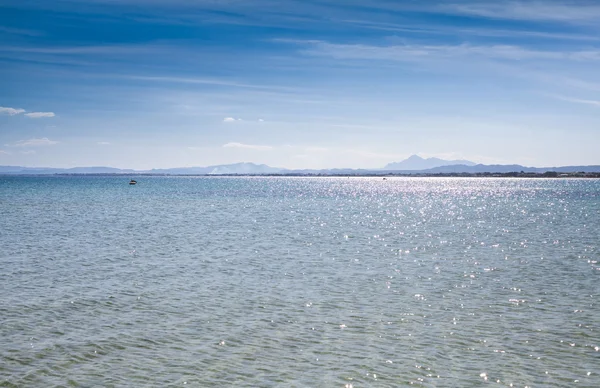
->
[125,75,296,92]
[0,43,161,55]
[11,137,59,147]
[25,112,56,118]
[292,40,600,62]
[0,106,25,115]
[20,0,600,25]
[440,2,600,23]
[554,95,600,107]
[340,19,600,42]
[0,107,55,117]
[0,26,44,37]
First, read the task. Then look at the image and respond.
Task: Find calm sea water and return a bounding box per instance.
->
[1,176,599,387]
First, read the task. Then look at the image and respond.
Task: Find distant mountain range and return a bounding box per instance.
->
[2,155,600,175]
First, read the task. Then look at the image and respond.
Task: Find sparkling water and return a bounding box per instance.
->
[1,176,599,386]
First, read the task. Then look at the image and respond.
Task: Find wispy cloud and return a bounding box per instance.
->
[292,40,600,62]
[0,26,44,37]
[12,137,59,147]
[441,2,600,23]
[553,95,600,107]
[16,0,600,30]
[518,71,600,92]
[0,106,25,116]
[20,150,37,155]
[125,75,295,92]
[341,19,600,42]
[223,142,273,150]
[25,112,55,118]
[0,43,159,55]
[0,150,10,155]
[223,117,242,122]
[0,107,55,118]
[97,141,111,145]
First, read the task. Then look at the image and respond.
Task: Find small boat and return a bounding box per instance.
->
[129,179,137,185]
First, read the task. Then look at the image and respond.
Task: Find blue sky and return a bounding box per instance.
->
[1,0,599,169]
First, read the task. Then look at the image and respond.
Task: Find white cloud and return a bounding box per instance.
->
[0,149,10,155]
[293,40,600,62]
[0,107,55,117]
[125,75,295,92]
[20,150,36,155]
[258,118,264,122]
[223,117,239,122]
[97,141,111,145]
[25,112,55,118]
[0,26,43,37]
[340,19,600,42]
[223,142,273,150]
[554,95,600,107]
[12,137,59,147]
[441,2,600,23]
[0,106,25,115]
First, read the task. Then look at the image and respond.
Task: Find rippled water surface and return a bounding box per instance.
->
[1,176,599,387]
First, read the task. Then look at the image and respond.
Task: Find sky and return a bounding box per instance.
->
[1,0,599,169]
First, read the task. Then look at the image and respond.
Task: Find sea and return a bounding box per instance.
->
[1,176,599,387]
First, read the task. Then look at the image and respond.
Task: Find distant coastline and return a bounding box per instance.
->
[3,156,600,176]
[3,155,600,177]
[3,171,600,178]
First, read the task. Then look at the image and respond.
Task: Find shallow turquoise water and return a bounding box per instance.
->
[1,176,599,387]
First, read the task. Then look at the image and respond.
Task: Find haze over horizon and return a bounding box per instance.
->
[1,0,599,170]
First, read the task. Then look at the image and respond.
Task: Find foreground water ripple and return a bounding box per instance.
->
[1,176,599,387]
